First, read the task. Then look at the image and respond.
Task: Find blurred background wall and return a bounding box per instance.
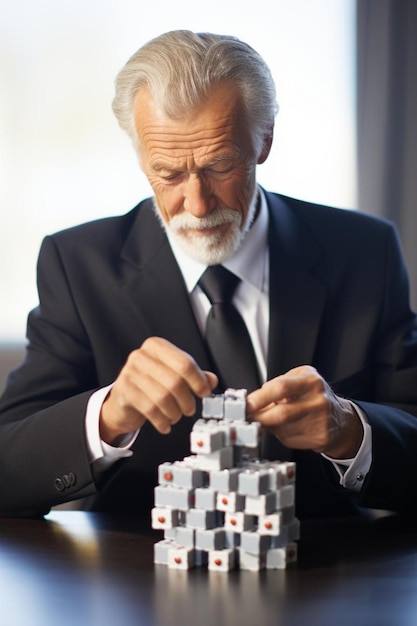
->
[1,0,416,391]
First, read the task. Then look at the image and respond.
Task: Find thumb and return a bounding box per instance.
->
[203,371,219,392]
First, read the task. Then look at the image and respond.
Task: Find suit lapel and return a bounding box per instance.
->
[119,200,211,371]
[261,193,328,461]
[266,193,327,379]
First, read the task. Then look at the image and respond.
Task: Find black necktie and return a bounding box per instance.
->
[198,265,260,392]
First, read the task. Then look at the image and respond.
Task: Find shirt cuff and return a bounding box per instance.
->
[85,385,139,473]
[321,401,372,492]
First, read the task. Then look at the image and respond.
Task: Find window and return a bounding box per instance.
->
[0,0,356,342]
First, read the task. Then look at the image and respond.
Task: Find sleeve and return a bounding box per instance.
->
[85,384,139,475]
[351,223,417,512]
[0,236,100,516]
[323,402,372,491]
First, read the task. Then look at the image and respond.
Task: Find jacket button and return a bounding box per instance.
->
[54,478,65,491]
[54,473,76,491]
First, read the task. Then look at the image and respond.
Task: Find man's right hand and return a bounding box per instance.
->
[99,337,218,445]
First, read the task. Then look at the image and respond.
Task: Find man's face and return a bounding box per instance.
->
[134,82,271,264]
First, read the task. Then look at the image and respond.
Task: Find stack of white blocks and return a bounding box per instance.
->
[152,388,299,571]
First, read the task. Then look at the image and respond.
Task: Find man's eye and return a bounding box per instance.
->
[161,173,182,182]
[208,163,234,175]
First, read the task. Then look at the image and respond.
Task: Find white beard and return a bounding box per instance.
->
[152,194,258,265]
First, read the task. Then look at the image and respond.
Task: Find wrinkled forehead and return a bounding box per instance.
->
[133,83,251,165]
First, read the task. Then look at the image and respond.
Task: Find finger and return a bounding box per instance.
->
[203,371,219,393]
[246,366,322,413]
[132,383,186,434]
[104,371,179,435]
[127,356,196,420]
[250,391,335,452]
[124,343,219,421]
[252,391,327,428]
[104,339,219,437]
[141,337,215,400]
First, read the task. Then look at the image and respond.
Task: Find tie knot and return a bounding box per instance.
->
[198,265,240,304]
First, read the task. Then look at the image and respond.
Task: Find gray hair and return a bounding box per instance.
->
[112,30,278,156]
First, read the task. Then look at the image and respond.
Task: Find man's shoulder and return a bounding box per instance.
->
[36,198,166,272]
[51,198,153,240]
[265,190,396,239]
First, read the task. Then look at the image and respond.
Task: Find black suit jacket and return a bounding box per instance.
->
[2,191,417,519]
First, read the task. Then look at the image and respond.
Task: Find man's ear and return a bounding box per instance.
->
[257,126,274,164]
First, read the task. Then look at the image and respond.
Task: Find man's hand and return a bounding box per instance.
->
[100,337,218,445]
[246,365,363,459]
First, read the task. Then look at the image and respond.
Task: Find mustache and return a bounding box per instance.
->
[168,208,241,233]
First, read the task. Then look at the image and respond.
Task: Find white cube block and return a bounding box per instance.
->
[216,491,245,513]
[164,527,177,540]
[266,542,297,569]
[278,461,296,484]
[173,462,207,488]
[154,539,176,565]
[240,531,271,555]
[195,528,226,551]
[245,492,277,516]
[192,418,221,433]
[194,447,234,471]
[186,508,218,530]
[265,547,286,569]
[202,395,224,419]
[234,422,261,448]
[265,464,282,490]
[238,469,270,496]
[208,548,236,572]
[175,526,195,547]
[216,422,236,446]
[210,467,240,491]
[193,419,235,445]
[154,485,195,510]
[151,507,180,529]
[224,511,256,533]
[158,462,175,485]
[238,549,267,571]
[154,485,172,507]
[167,546,195,570]
[190,429,224,454]
[258,512,282,536]
[224,389,247,422]
[224,529,240,548]
[180,454,200,467]
[275,484,295,510]
[194,486,217,510]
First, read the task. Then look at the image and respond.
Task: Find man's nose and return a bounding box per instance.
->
[183,173,214,217]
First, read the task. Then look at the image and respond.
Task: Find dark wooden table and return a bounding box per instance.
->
[1,510,417,626]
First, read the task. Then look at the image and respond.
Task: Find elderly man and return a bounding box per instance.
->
[1,30,417,519]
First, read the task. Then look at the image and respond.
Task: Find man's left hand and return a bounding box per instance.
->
[246,365,363,459]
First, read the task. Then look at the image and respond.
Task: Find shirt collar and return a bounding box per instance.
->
[165,187,269,294]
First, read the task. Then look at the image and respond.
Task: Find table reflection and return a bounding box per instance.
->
[2,511,417,626]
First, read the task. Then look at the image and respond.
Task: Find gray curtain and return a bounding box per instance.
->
[356,0,417,309]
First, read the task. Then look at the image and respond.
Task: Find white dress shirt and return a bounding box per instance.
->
[86,188,371,490]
